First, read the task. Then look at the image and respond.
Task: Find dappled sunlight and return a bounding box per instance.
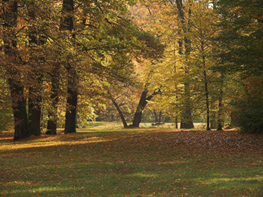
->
[4,180,34,187]
[0,134,119,151]
[203,176,263,185]
[157,160,189,165]
[1,184,89,196]
[1,128,263,196]
[127,172,158,178]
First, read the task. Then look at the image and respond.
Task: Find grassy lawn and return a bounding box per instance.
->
[0,127,263,196]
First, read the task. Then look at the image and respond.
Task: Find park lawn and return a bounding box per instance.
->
[0,128,263,196]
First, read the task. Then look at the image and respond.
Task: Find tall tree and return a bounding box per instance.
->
[216,0,263,133]
[46,63,60,135]
[60,0,78,134]
[1,0,29,139]
[27,0,47,136]
[174,0,194,129]
[216,0,263,76]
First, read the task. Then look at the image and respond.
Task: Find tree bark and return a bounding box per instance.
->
[28,1,42,136]
[46,64,60,135]
[130,88,160,128]
[64,64,78,134]
[60,0,78,134]
[9,78,29,140]
[131,89,148,127]
[28,84,42,136]
[2,0,29,140]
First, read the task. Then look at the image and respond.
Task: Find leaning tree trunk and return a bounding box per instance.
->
[2,0,29,140]
[130,88,160,128]
[108,91,128,128]
[131,89,148,128]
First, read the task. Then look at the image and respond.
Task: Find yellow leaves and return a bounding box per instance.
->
[196,181,205,186]
[148,192,156,196]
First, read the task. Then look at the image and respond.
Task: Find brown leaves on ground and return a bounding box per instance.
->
[0,128,263,196]
[128,129,263,154]
[1,129,262,156]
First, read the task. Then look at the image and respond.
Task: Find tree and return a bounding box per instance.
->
[187,0,220,130]
[216,0,263,133]
[137,0,195,128]
[59,0,77,134]
[2,0,162,138]
[1,0,29,140]
[173,0,195,129]
[46,63,60,135]
[216,0,263,76]
[27,0,48,136]
[130,86,161,127]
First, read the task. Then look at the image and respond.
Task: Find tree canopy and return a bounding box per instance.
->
[1,0,263,138]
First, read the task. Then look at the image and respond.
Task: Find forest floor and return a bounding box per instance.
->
[0,127,263,196]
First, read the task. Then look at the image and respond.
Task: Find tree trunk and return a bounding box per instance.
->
[154,110,158,122]
[46,64,60,135]
[130,88,160,128]
[9,78,29,140]
[175,115,178,129]
[154,110,162,123]
[158,111,162,123]
[60,0,74,31]
[28,85,42,136]
[64,65,78,134]
[217,74,224,130]
[204,69,210,131]
[27,1,42,136]
[176,0,194,129]
[2,0,29,140]
[131,89,148,127]
[180,82,194,129]
[60,0,78,134]
[108,91,128,128]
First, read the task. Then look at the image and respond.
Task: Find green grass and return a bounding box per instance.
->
[0,127,263,196]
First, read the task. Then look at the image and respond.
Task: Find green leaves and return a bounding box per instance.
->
[216,0,263,76]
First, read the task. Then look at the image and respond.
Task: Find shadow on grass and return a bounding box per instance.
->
[1,129,263,196]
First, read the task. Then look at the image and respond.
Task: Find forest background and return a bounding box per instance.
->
[1,0,263,140]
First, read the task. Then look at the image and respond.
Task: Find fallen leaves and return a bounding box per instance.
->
[1,129,263,159]
[0,128,263,196]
